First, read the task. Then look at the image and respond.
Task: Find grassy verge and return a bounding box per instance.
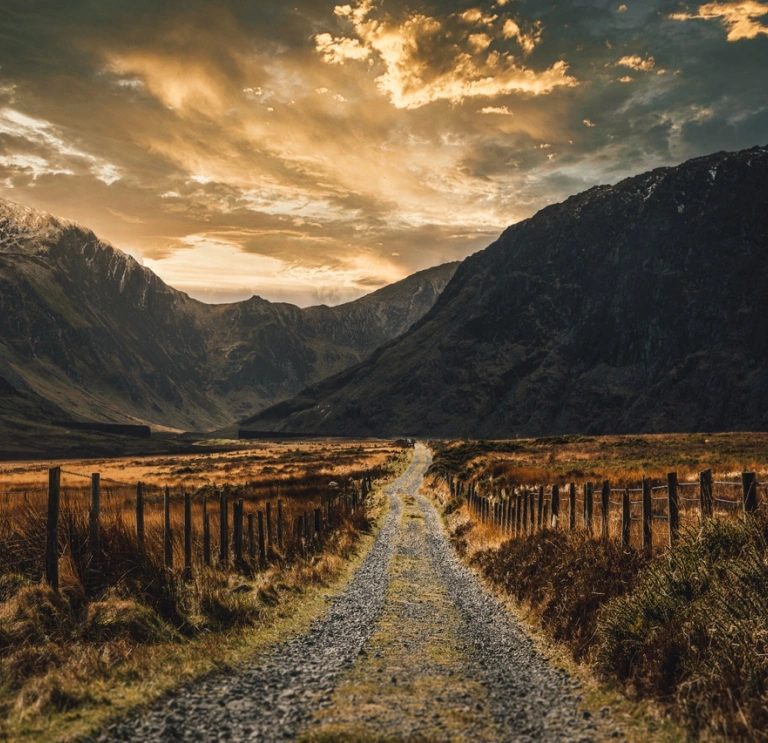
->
[0,449,412,742]
[427,455,768,741]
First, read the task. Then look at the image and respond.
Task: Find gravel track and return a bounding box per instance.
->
[103,444,602,742]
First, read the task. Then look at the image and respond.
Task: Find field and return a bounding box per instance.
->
[0,439,411,740]
[426,432,768,740]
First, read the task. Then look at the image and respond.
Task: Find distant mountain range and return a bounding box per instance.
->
[246,145,768,437]
[0,199,457,438]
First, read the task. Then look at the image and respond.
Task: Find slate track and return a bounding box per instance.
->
[103,444,600,742]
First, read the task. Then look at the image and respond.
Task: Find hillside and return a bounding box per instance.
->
[0,199,457,434]
[245,145,768,437]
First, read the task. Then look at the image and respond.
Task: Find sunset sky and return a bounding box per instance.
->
[1,0,767,305]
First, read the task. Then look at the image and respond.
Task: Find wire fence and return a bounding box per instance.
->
[0,467,376,591]
[444,468,764,553]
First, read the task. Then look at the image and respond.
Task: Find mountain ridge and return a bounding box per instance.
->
[244,144,768,437]
[0,198,458,434]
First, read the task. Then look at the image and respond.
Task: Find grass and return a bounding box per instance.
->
[428,434,768,740]
[0,440,412,741]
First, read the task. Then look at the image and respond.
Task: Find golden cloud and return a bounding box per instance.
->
[315,2,576,109]
[670,1,768,41]
[616,54,655,71]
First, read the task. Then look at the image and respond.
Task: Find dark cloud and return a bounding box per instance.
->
[0,0,766,304]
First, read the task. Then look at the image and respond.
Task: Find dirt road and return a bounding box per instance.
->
[105,444,600,741]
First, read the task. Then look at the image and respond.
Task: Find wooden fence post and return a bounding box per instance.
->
[569,483,576,531]
[45,467,61,591]
[515,494,522,537]
[667,472,679,546]
[537,486,544,531]
[90,473,100,560]
[529,490,535,533]
[601,480,610,540]
[522,491,529,534]
[642,478,652,554]
[203,497,211,567]
[219,490,229,567]
[248,513,255,561]
[184,492,192,578]
[699,468,713,521]
[622,488,630,547]
[136,481,144,552]
[742,471,758,514]
[585,482,593,534]
[315,508,322,539]
[164,486,173,568]
[234,499,244,564]
[258,511,267,566]
[277,500,284,550]
[266,502,273,546]
[551,485,559,529]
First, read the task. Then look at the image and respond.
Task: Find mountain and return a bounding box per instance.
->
[0,199,458,434]
[245,145,768,438]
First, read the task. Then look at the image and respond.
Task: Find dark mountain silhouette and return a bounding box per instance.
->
[245,145,768,437]
[0,199,457,434]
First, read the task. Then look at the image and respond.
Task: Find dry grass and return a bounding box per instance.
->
[0,440,412,741]
[428,434,768,740]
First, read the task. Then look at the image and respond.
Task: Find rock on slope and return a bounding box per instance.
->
[0,199,457,432]
[246,145,768,437]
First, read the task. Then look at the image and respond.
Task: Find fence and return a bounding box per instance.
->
[444,469,768,553]
[0,468,375,592]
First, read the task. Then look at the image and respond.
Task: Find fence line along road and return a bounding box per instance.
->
[442,467,762,554]
[2,467,375,592]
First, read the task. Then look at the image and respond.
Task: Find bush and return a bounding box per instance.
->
[597,516,768,738]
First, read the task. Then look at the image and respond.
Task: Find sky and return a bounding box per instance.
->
[0,0,767,306]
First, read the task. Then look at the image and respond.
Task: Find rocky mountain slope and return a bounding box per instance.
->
[246,145,768,437]
[0,199,457,433]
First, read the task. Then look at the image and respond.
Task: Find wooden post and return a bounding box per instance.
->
[45,467,61,591]
[184,492,192,578]
[315,508,322,539]
[667,472,679,546]
[529,490,535,532]
[543,503,549,529]
[248,513,255,561]
[537,486,544,530]
[550,485,559,529]
[296,515,304,556]
[522,491,529,534]
[742,471,758,514]
[219,490,229,567]
[622,488,630,547]
[164,486,173,568]
[266,502,273,546]
[642,478,652,553]
[277,500,284,550]
[136,481,144,552]
[699,468,713,521]
[585,482,594,534]
[258,511,266,566]
[203,497,211,567]
[515,494,522,537]
[601,480,610,540]
[569,483,576,531]
[90,473,100,560]
[234,499,244,564]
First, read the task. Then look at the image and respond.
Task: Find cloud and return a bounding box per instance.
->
[480,105,514,115]
[616,54,655,71]
[0,107,121,184]
[617,4,628,11]
[314,33,371,64]
[670,1,768,41]
[583,118,596,127]
[314,2,576,109]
